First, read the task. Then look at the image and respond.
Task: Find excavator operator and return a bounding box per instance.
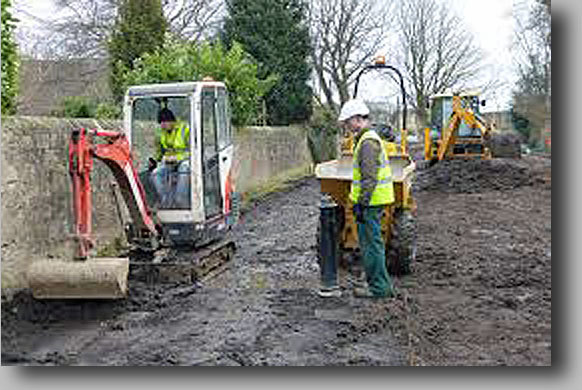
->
[149,108,191,208]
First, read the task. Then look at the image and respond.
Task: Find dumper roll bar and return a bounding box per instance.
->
[353,63,407,133]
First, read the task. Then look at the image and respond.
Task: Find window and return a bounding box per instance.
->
[201,88,217,160]
[131,95,191,170]
[216,88,231,151]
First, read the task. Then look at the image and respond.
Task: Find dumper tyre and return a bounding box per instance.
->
[386,209,417,276]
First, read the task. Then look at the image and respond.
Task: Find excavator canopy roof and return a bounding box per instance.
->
[127,81,227,97]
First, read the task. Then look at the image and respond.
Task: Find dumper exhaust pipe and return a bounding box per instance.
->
[318,194,340,294]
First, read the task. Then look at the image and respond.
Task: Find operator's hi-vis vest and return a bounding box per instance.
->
[350,129,395,205]
[159,121,190,162]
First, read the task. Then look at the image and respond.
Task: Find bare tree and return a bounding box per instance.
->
[512,0,551,146]
[163,0,224,41]
[13,0,115,59]
[394,0,485,127]
[513,0,550,96]
[309,0,393,113]
[50,0,117,58]
[17,0,225,59]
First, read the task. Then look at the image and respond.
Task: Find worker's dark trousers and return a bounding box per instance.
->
[152,160,191,209]
[357,206,392,296]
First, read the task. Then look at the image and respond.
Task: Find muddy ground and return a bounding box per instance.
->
[1,155,551,366]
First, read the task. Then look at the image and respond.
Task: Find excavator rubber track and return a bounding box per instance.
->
[129,237,236,285]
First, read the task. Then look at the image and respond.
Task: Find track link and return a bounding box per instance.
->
[129,238,236,284]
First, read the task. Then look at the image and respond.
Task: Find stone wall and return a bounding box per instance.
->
[1,117,312,288]
[232,126,312,194]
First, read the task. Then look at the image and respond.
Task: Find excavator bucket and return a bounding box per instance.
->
[27,257,129,299]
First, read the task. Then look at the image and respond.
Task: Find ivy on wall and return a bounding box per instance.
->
[1,0,19,115]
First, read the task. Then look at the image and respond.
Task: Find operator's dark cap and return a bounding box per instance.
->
[158,108,176,123]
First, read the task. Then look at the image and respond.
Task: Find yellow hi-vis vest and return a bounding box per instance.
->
[349,129,395,205]
[158,121,190,162]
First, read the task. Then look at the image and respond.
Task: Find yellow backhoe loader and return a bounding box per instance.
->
[424,91,493,162]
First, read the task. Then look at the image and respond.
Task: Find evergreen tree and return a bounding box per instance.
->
[222,0,312,125]
[1,0,18,115]
[108,0,167,102]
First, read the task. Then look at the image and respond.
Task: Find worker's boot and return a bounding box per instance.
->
[353,285,375,298]
[354,281,397,298]
[317,285,342,298]
[348,251,367,291]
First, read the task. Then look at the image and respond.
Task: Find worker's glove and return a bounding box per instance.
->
[148,157,157,172]
[353,203,364,223]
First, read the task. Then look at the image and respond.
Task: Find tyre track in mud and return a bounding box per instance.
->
[2,178,406,366]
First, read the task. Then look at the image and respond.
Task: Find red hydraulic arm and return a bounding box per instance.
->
[68,128,158,258]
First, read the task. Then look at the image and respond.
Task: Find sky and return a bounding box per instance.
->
[357,0,520,112]
[447,0,516,111]
[12,0,527,112]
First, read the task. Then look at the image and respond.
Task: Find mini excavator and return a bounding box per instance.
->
[27,80,239,299]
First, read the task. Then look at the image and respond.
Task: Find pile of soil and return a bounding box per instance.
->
[386,155,552,365]
[414,157,550,193]
[488,132,523,158]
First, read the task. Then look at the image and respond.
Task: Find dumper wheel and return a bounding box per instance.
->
[386,209,417,276]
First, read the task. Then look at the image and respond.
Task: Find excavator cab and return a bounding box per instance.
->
[126,81,237,247]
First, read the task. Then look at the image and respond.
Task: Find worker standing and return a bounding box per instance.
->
[338,99,396,298]
[149,108,191,208]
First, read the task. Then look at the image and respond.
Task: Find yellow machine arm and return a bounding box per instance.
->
[426,94,492,161]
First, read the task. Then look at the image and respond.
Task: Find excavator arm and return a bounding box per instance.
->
[435,95,491,161]
[69,128,158,258]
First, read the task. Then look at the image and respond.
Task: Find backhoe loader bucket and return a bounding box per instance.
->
[27,257,129,299]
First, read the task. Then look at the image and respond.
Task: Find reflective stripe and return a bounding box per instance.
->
[352,176,393,186]
[352,160,389,169]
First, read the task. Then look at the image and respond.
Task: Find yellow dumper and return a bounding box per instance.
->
[315,58,417,276]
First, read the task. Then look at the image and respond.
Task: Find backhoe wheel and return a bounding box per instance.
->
[386,209,417,276]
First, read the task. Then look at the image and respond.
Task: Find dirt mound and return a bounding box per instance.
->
[414,157,548,194]
[488,132,523,158]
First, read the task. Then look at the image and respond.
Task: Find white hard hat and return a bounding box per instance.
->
[338,99,370,122]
